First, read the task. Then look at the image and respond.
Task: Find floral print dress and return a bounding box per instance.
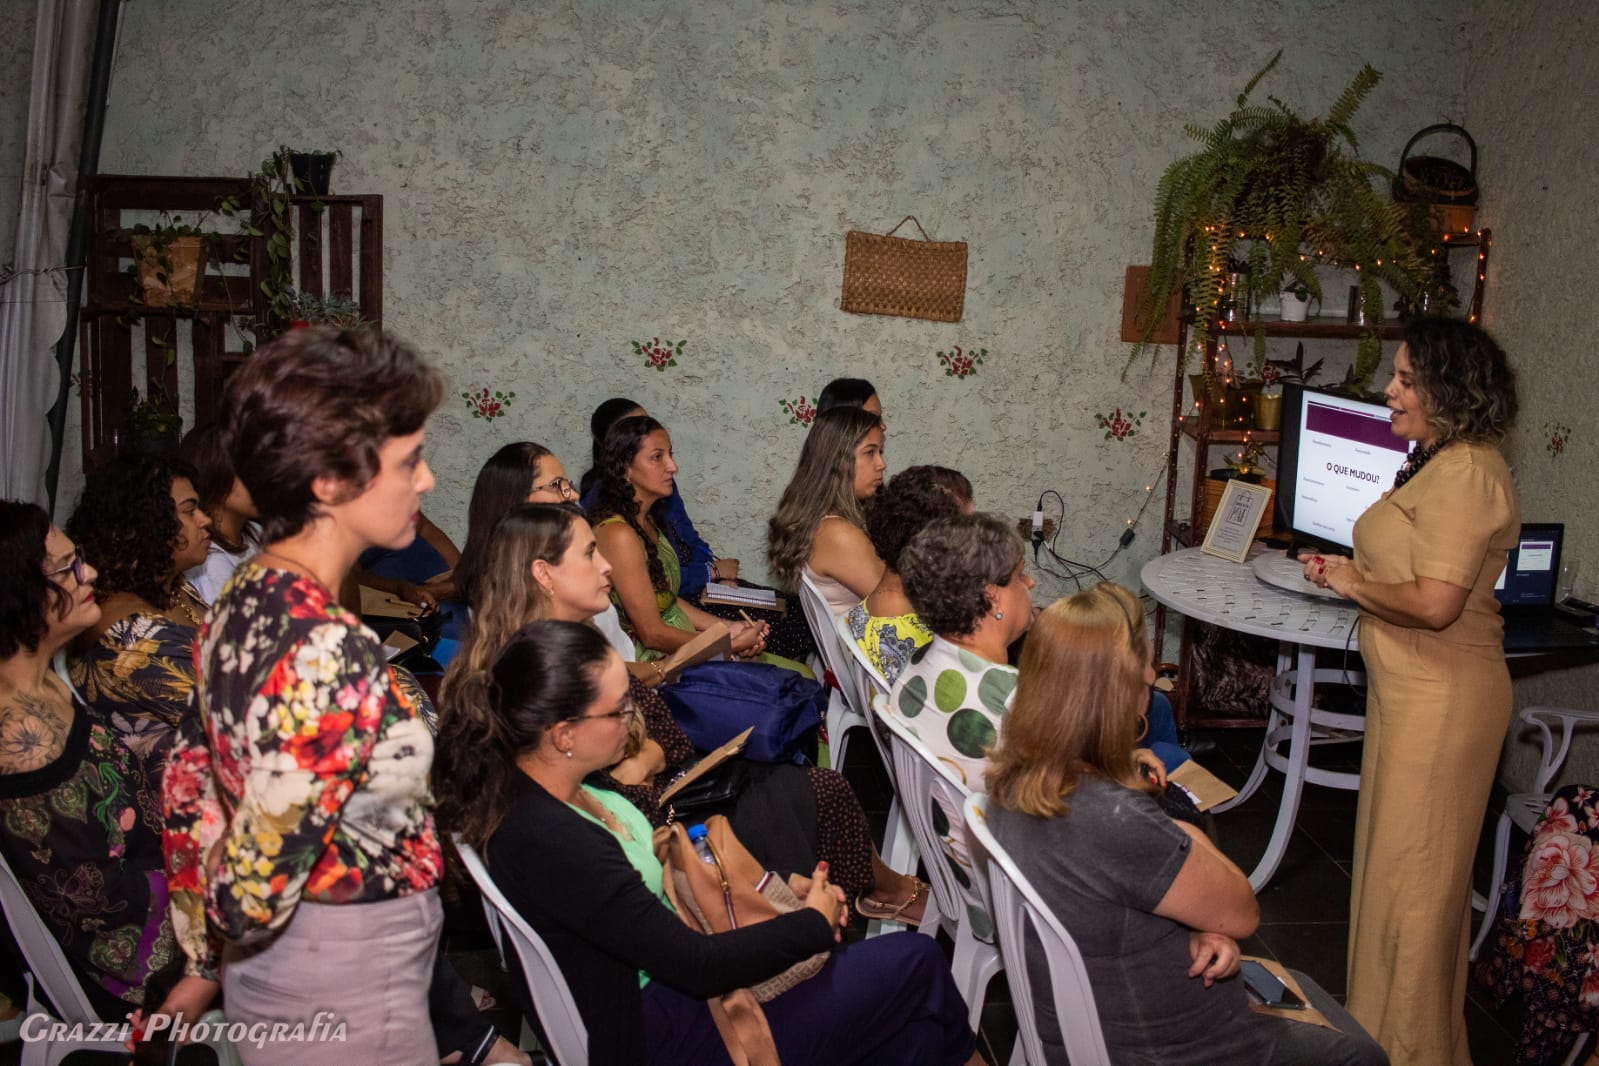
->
[162,562,442,947]
[69,611,197,779]
[0,700,212,1015]
[1477,784,1599,1064]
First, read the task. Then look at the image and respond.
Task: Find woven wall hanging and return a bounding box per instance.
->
[840,215,967,323]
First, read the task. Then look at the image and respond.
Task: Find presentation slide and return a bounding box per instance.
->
[1292,395,1412,548]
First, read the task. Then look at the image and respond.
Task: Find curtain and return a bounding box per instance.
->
[0,0,100,508]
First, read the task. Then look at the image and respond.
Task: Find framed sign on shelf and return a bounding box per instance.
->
[1201,480,1274,563]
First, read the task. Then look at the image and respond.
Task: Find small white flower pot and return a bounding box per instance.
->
[1280,291,1312,322]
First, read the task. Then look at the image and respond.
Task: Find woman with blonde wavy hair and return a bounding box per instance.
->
[766,406,887,615]
[983,584,1386,1066]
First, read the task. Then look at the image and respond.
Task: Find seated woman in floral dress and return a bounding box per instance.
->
[65,454,212,778]
[0,500,218,1027]
[846,465,972,685]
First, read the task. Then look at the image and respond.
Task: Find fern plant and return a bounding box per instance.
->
[1131,51,1443,392]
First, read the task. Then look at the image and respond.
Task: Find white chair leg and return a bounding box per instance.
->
[881,800,920,875]
[1469,812,1515,962]
[1007,1035,1028,1066]
[950,925,1003,1031]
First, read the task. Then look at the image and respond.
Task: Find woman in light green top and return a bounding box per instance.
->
[846,465,973,684]
[591,415,809,674]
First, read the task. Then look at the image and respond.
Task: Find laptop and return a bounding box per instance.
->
[1496,523,1599,651]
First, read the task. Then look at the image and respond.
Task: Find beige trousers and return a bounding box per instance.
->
[1347,620,1510,1066]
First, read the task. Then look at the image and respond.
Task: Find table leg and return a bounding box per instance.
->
[1245,642,1316,891]
[1212,645,1295,814]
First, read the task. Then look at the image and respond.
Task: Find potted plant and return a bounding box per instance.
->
[289,149,339,196]
[126,384,182,455]
[1202,439,1276,537]
[122,212,214,308]
[1279,277,1314,322]
[1130,50,1442,392]
[284,289,368,329]
[218,145,316,338]
[1256,343,1325,429]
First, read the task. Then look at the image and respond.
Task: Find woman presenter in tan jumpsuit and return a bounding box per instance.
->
[1303,317,1520,1066]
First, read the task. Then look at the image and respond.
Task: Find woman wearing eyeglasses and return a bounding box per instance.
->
[438,502,927,919]
[433,619,978,1066]
[0,500,219,1031]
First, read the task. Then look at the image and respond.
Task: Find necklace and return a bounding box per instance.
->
[572,789,632,841]
[1393,439,1445,490]
[172,584,206,627]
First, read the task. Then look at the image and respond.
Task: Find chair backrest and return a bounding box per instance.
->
[876,708,992,941]
[838,618,897,772]
[1521,705,1599,794]
[962,793,1112,1066]
[0,843,104,1024]
[798,573,864,704]
[454,838,588,1066]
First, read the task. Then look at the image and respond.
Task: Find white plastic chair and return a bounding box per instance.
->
[834,617,921,875]
[1470,705,1599,961]
[963,792,1111,1066]
[0,847,240,1066]
[877,711,998,1028]
[455,838,588,1066]
[797,572,870,771]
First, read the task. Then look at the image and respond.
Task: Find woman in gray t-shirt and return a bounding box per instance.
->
[984,583,1386,1066]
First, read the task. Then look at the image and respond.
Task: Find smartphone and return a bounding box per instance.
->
[1240,960,1306,1010]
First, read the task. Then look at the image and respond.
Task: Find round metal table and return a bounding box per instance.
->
[1141,546,1364,890]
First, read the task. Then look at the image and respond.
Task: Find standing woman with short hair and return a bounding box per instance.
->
[1302,317,1520,1065]
[162,327,447,1064]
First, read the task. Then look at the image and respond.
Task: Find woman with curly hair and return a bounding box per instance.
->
[437,502,926,920]
[65,454,212,776]
[766,406,887,615]
[581,399,816,660]
[0,500,219,1030]
[846,465,972,684]
[1301,317,1520,1063]
[588,415,786,666]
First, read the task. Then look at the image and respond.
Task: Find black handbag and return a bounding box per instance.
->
[663,759,750,821]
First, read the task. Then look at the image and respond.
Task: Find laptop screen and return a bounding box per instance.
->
[1495,523,1563,608]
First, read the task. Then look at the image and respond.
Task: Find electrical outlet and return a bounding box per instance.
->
[1016,517,1058,542]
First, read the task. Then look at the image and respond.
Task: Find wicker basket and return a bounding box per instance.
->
[1201,475,1275,540]
[841,216,967,323]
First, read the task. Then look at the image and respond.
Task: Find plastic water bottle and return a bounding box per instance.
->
[688,823,718,865]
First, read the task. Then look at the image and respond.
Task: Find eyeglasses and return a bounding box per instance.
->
[46,549,88,586]
[573,697,637,724]
[530,476,576,499]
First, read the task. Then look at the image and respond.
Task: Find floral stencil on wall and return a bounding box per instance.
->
[937,345,986,378]
[779,395,817,426]
[463,386,515,421]
[1546,420,1572,457]
[634,336,686,371]
[1096,407,1146,441]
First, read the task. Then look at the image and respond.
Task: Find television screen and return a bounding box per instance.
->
[1275,384,1412,552]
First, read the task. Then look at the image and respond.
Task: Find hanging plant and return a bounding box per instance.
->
[937,345,986,378]
[463,386,515,422]
[779,396,817,426]
[1129,51,1443,391]
[633,337,685,371]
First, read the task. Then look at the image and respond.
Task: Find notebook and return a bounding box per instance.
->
[1496,523,1598,651]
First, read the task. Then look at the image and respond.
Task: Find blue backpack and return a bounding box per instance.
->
[657,660,825,763]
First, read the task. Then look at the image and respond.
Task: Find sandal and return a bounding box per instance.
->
[855,877,928,926]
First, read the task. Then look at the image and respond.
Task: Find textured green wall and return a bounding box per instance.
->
[1466,0,1599,790]
[59,0,1469,600]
